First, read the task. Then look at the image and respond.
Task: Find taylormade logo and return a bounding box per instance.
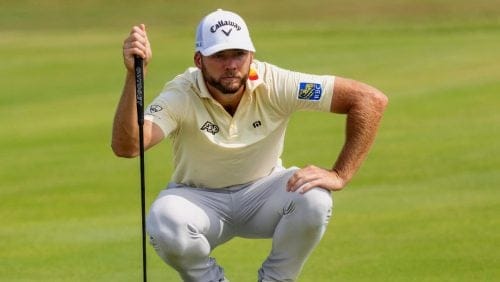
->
[210,20,242,33]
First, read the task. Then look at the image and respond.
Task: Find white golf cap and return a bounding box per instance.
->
[195,9,256,56]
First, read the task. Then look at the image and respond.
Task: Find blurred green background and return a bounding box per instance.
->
[1,0,499,281]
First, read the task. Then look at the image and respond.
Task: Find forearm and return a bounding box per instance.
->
[333,91,387,184]
[111,71,140,157]
[112,24,154,157]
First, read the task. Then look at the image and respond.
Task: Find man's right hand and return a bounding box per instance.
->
[123,24,152,72]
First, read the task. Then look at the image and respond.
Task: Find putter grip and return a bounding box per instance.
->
[134,56,147,282]
[134,56,145,126]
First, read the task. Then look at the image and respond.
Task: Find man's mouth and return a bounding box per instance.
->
[221,76,239,81]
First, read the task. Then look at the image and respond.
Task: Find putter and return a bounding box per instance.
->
[134,55,147,282]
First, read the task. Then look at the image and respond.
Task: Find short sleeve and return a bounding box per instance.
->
[257,62,335,115]
[144,89,181,138]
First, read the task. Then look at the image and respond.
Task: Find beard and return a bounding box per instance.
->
[201,63,249,95]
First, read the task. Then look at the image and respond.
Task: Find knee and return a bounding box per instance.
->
[147,196,180,240]
[295,188,333,228]
[146,196,210,259]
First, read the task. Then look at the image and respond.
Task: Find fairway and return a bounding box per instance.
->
[1,1,499,281]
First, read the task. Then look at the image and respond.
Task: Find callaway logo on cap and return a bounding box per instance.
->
[195,9,256,56]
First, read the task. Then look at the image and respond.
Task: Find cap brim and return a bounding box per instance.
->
[200,42,256,56]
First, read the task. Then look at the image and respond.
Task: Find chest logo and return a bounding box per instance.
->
[200,121,220,135]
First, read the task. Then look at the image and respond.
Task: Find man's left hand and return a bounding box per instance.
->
[286,165,346,193]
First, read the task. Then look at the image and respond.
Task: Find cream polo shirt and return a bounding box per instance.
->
[145,60,335,188]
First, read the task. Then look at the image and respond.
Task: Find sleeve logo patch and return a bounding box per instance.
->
[298,83,322,101]
[149,104,163,113]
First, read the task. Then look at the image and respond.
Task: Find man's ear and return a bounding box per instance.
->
[194,52,202,69]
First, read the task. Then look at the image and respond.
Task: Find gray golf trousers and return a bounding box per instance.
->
[146,167,333,282]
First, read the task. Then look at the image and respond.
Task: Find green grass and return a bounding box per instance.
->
[1,0,499,281]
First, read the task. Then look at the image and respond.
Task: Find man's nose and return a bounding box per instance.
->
[223,56,239,69]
